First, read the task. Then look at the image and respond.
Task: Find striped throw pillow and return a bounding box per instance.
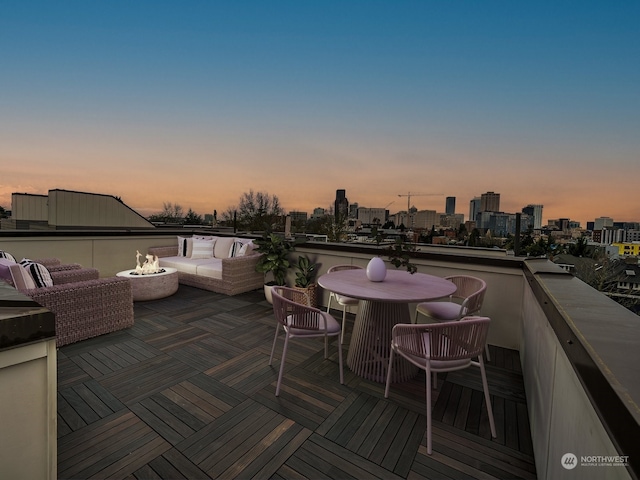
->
[191,239,215,259]
[19,259,54,288]
[0,250,16,263]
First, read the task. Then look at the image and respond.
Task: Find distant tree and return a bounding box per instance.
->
[0,205,7,219]
[183,209,204,225]
[320,212,348,242]
[148,202,185,224]
[567,235,589,257]
[382,220,395,229]
[468,228,481,247]
[222,190,284,232]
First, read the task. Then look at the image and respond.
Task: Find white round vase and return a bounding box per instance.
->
[366,257,387,282]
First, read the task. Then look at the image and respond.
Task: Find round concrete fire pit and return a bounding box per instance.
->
[116,267,179,301]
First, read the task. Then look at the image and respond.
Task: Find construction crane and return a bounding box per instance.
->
[397,192,444,228]
[397,192,443,213]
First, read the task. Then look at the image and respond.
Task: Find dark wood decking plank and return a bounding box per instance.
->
[197,406,279,473]
[453,386,472,431]
[58,354,91,387]
[160,386,216,424]
[173,382,231,418]
[58,415,152,478]
[131,399,196,445]
[150,391,207,431]
[235,422,311,480]
[84,379,125,413]
[303,433,406,480]
[188,371,247,407]
[204,413,287,478]
[153,448,212,480]
[177,398,256,459]
[383,410,426,477]
[89,435,171,480]
[144,325,211,352]
[357,402,400,459]
[71,382,114,419]
[57,391,87,432]
[99,355,198,405]
[432,425,537,478]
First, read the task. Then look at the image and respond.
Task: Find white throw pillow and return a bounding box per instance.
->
[191,238,215,259]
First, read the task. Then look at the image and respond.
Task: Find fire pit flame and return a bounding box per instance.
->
[134,250,163,275]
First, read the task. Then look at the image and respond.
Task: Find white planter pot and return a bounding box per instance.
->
[264,283,276,304]
[366,257,387,282]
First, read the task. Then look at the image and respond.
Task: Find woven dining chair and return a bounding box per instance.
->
[326,264,363,344]
[384,316,496,454]
[414,275,490,361]
[269,286,344,396]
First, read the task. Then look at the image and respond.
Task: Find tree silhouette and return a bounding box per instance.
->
[222,190,284,232]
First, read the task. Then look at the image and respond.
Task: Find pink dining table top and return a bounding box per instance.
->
[317,268,457,303]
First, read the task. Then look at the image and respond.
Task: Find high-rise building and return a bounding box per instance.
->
[522,204,543,229]
[445,197,456,215]
[413,210,438,230]
[480,192,500,212]
[594,217,614,230]
[469,197,481,223]
[357,207,386,225]
[334,189,349,221]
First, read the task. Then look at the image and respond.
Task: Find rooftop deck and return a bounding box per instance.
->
[57,285,536,479]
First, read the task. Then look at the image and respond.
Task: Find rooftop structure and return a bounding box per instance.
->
[1,231,638,479]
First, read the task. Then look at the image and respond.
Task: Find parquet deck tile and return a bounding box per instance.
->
[57,284,537,479]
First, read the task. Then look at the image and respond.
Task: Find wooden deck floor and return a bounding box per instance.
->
[57,285,537,479]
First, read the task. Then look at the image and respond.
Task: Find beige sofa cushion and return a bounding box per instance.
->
[9,263,36,291]
[214,237,235,259]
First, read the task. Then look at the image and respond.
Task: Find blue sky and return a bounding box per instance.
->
[1,1,638,225]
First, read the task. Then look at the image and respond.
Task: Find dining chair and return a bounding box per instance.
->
[326,264,363,344]
[269,286,344,396]
[414,275,491,361]
[384,316,496,454]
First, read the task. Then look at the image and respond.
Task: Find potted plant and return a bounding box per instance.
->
[386,237,418,274]
[292,255,319,306]
[254,233,295,303]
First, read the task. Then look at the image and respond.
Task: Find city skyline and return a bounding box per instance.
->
[2,2,639,227]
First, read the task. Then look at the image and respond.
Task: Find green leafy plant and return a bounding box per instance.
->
[254,233,295,286]
[386,237,418,274]
[294,255,318,288]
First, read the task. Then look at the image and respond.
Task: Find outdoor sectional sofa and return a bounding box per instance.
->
[148,235,263,296]
[1,256,134,347]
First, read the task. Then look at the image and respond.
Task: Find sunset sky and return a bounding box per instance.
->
[1,1,638,226]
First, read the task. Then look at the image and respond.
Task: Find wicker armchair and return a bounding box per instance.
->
[50,267,100,285]
[14,272,134,347]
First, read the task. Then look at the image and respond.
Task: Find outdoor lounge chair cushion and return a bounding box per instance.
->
[8,263,37,290]
[0,258,15,285]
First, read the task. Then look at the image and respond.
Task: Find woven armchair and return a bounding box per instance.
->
[19,276,134,347]
[50,267,100,285]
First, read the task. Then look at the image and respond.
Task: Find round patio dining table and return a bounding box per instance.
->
[318,267,457,383]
